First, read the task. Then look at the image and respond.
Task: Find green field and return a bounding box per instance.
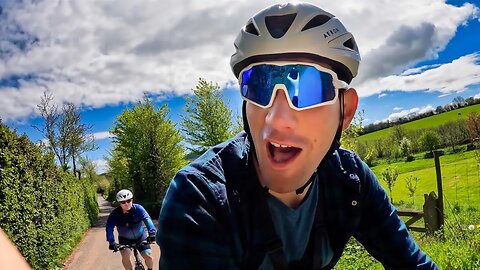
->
[334,149,480,269]
[359,104,480,143]
[370,150,480,209]
[339,105,480,268]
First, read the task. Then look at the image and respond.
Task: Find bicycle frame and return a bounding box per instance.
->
[117,241,149,270]
[131,247,144,270]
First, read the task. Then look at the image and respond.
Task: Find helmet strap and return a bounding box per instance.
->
[331,88,345,151]
[242,101,250,134]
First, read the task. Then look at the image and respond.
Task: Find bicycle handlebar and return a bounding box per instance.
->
[115,240,152,252]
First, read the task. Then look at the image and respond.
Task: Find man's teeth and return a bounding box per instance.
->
[271,142,291,148]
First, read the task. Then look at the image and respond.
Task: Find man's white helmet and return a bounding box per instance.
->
[116,189,133,202]
[230,2,361,84]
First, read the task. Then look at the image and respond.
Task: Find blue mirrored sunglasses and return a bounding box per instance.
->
[239,62,348,111]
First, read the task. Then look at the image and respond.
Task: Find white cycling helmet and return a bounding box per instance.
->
[230,2,361,84]
[116,189,133,202]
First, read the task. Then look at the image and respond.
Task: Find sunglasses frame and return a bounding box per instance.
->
[120,199,132,204]
[238,61,349,111]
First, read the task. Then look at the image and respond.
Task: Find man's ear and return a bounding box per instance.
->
[342,88,358,130]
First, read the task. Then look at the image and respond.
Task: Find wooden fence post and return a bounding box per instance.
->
[433,151,445,229]
[423,192,439,235]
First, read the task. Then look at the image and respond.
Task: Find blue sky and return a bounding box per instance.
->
[1,0,479,172]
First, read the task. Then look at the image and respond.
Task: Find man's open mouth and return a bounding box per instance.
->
[268,141,302,163]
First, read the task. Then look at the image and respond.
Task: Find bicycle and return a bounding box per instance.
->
[114,240,150,270]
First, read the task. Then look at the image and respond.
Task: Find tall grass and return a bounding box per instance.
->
[333,148,480,268]
[420,206,480,269]
[334,207,480,269]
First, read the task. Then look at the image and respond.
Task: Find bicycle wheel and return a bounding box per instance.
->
[134,263,145,270]
[133,250,145,270]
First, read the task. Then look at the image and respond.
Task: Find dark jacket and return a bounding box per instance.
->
[158,132,438,269]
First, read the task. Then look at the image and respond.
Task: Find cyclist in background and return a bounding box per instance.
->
[106,189,156,270]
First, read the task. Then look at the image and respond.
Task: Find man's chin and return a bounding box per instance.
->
[267,186,297,194]
[262,176,303,193]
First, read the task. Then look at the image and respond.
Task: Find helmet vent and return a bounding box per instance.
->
[301,14,332,31]
[265,13,297,39]
[343,38,356,50]
[245,22,259,36]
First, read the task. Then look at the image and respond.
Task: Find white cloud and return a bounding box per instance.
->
[401,64,441,76]
[393,107,403,111]
[474,93,480,99]
[384,105,434,122]
[378,93,387,98]
[0,0,478,120]
[93,159,109,174]
[90,131,112,141]
[355,53,480,97]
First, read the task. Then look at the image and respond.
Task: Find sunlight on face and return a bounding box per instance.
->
[246,89,340,193]
[120,199,133,212]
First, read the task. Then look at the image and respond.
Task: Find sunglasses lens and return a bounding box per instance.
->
[240,64,337,109]
[241,67,274,107]
[121,199,132,204]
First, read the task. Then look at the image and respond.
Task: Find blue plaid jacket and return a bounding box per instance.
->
[157,132,438,269]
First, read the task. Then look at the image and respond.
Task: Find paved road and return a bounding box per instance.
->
[62,194,161,270]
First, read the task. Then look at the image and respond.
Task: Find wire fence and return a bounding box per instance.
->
[440,161,480,209]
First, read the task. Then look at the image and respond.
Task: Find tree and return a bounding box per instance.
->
[443,103,454,112]
[452,96,466,108]
[409,130,422,154]
[390,125,407,143]
[372,138,386,158]
[405,175,419,204]
[435,105,445,114]
[106,148,129,199]
[181,78,237,154]
[438,120,467,152]
[62,103,97,178]
[466,112,480,142]
[34,91,63,165]
[465,97,475,106]
[79,156,99,185]
[111,96,186,202]
[232,114,245,135]
[381,167,398,203]
[341,110,364,151]
[399,136,411,157]
[465,112,480,165]
[33,91,96,176]
[419,130,440,155]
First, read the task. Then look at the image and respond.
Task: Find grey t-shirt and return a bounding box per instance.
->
[259,177,333,269]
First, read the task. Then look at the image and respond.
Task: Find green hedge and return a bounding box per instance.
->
[0,122,98,269]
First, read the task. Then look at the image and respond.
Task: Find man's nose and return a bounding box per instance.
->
[265,88,297,129]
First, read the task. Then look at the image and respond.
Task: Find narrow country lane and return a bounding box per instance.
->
[62,194,161,270]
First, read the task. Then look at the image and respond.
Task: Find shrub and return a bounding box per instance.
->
[97,175,110,194]
[0,121,98,269]
[466,143,476,151]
